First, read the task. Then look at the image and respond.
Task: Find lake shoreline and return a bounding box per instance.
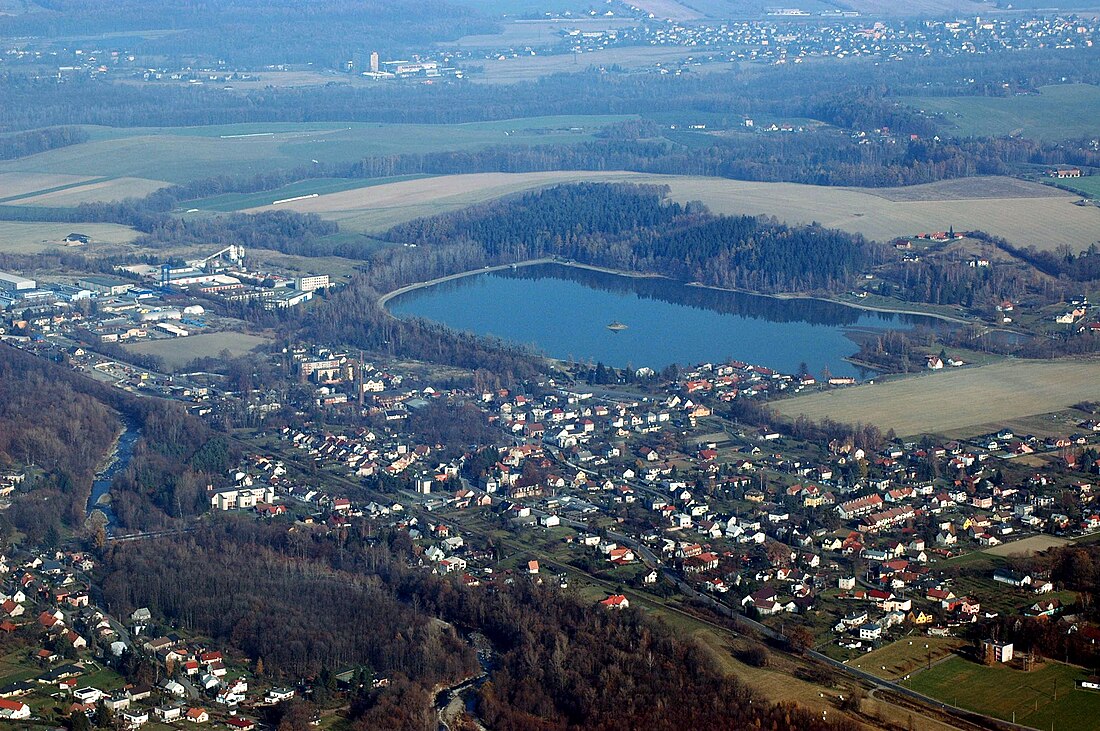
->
[379,258,972,326]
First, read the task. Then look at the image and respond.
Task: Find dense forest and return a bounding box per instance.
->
[108,407,234,530]
[0,343,226,540]
[0,344,120,536]
[385,182,884,294]
[100,518,861,731]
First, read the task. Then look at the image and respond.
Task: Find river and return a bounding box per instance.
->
[387,263,946,379]
[86,419,140,535]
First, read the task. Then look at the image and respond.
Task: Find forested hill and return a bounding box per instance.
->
[384,183,887,294]
[101,518,862,731]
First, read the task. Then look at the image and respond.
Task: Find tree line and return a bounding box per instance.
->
[0,126,88,160]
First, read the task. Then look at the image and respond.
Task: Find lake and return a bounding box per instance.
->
[387,263,944,379]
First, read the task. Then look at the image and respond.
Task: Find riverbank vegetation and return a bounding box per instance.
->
[0,343,229,542]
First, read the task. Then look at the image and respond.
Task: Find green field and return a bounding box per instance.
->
[0,116,632,184]
[906,84,1100,140]
[188,174,433,212]
[908,655,1100,729]
[1049,175,1100,199]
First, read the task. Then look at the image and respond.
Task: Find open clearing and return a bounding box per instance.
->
[773,358,1100,437]
[250,170,1100,250]
[0,117,630,184]
[849,637,967,681]
[906,84,1100,141]
[9,177,168,205]
[124,332,271,370]
[0,221,139,254]
[984,535,1070,557]
[908,655,1100,730]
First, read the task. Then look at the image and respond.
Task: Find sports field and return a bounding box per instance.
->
[124,332,271,370]
[0,117,631,184]
[907,655,1100,729]
[906,84,1100,140]
[0,222,139,254]
[250,170,1100,251]
[773,358,1100,437]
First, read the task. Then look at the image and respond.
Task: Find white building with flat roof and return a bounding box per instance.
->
[295,275,329,292]
[0,272,35,293]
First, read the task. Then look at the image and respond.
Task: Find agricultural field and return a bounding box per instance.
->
[254,170,1100,251]
[186,175,432,212]
[244,171,662,231]
[849,637,967,681]
[773,358,1100,437]
[124,332,272,370]
[907,655,1100,729]
[7,176,168,205]
[0,117,632,184]
[906,84,1100,141]
[983,535,1071,557]
[628,0,704,19]
[663,175,1099,252]
[0,172,96,201]
[469,46,737,83]
[0,221,139,254]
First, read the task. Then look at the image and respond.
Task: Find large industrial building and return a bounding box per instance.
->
[0,271,36,293]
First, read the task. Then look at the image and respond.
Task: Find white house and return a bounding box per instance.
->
[858,623,883,641]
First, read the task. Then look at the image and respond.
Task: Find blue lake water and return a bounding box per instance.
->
[387,263,943,379]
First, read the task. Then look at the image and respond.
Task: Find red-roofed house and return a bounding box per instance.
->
[600,594,630,610]
[0,699,30,719]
